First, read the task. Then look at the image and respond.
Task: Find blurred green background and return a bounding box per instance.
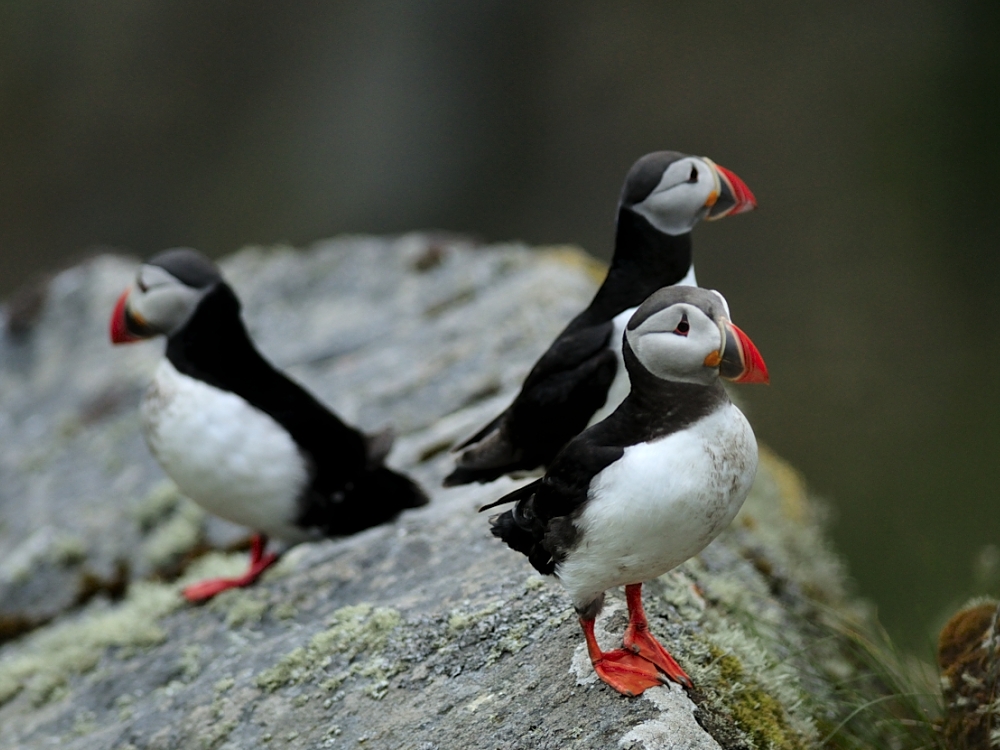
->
[1,1,998,652]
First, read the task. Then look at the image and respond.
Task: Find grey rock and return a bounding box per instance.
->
[0,235,864,749]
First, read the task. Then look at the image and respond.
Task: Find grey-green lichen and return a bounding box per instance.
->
[630,447,856,749]
[0,551,246,708]
[178,644,203,681]
[255,604,402,695]
[210,588,270,627]
[129,480,182,532]
[0,581,180,706]
[139,496,206,572]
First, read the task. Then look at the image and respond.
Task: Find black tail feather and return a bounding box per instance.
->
[490,510,536,558]
[489,507,555,576]
[444,463,513,487]
[452,412,504,452]
[310,467,428,537]
[478,478,541,512]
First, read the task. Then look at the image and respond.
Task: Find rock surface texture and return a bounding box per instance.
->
[0,236,863,749]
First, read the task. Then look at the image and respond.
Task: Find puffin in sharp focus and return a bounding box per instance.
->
[110,248,427,602]
[445,151,756,486]
[481,286,768,696]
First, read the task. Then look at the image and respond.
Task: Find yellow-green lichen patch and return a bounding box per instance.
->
[210,589,269,628]
[48,533,87,567]
[177,551,247,585]
[448,601,501,633]
[130,481,182,532]
[177,645,203,681]
[0,581,182,707]
[140,497,206,572]
[674,556,822,746]
[255,604,402,695]
[702,646,808,750]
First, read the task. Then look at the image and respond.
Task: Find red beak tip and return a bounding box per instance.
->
[110,289,140,344]
[727,321,769,384]
[714,163,757,216]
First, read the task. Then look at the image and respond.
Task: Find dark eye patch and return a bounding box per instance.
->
[674,313,690,336]
[688,165,698,183]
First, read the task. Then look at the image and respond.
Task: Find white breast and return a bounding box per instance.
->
[558,402,756,610]
[585,266,698,428]
[140,360,313,542]
[587,307,636,427]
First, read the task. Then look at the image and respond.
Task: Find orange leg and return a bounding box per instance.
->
[581,617,666,697]
[623,583,692,687]
[183,534,279,603]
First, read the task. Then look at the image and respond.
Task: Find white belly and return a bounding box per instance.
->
[585,266,698,428]
[558,402,756,609]
[140,360,312,542]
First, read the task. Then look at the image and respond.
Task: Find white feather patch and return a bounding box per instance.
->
[587,307,636,427]
[559,403,757,610]
[140,360,313,542]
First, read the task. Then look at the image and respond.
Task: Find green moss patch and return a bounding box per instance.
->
[712,649,806,750]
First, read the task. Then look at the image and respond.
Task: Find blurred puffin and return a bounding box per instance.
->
[110,248,427,602]
[445,151,755,486]
[481,286,768,696]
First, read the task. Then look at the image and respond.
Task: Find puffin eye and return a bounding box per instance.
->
[687,166,698,183]
[137,277,148,293]
[674,314,690,336]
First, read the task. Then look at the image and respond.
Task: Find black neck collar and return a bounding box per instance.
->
[592,343,728,445]
[164,283,262,393]
[584,207,693,322]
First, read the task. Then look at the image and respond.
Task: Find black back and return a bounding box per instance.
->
[445,207,695,485]
[165,282,425,534]
[487,342,729,575]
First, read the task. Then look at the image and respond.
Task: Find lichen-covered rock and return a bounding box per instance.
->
[0,235,883,748]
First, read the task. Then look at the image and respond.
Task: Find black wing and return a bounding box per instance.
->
[445,318,618,484]
[167,284,426,533]
[487,435,624,575]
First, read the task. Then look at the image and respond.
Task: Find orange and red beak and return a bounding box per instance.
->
[712,320,769,384]
[109,289,149,344]
[705,160,757,220]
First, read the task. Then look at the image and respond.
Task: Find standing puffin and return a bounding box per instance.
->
[481,286,768,696]
[445,151,755,486]
[110,248,427,602]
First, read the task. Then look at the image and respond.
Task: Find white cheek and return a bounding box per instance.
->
[132,286,204,334]
[633,334,711,383]
[632,185,711,235]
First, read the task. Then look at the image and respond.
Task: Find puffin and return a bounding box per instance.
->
[445,150,756,486]
[110,248,428,602]
[481,286,768,696]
